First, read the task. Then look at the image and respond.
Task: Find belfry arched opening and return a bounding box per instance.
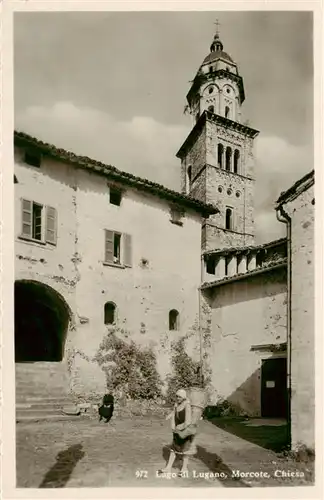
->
[15,280,71,362]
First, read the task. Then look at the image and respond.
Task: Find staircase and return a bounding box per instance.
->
[16,362,81,423]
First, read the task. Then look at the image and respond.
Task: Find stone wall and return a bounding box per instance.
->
[281,184,315,451]
[15,147,203,396]
[203,268,287,415]
[180,126,206,196]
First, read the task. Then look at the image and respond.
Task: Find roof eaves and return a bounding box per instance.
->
[203,237,287,257]
[14,131,218,216]
[276,170,314,207]
[201,259,287,289]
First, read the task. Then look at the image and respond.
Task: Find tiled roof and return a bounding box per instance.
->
[276,170,314,206]
[203,237,287,257]
[14,131,218,217]
[201,258,287,289]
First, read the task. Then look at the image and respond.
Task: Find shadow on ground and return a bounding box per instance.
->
[162,444,249,487]
[207,417,289,453]
[39,444,85,488]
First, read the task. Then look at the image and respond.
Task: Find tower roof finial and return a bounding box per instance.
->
[210,19,223,53]
[214,18,220,37]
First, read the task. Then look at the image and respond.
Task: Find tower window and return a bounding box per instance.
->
[225,207,233,230]
[225,147,232,171]
[234,150,240,174]
[104,302,116,325]
[217,144,224,168]
[208,105,214,113]
[225,106,230,119]
[195,113,199,123]
[209,66,213,74]
[169,309,179,331]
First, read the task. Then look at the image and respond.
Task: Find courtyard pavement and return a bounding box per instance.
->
[16,415,314,488]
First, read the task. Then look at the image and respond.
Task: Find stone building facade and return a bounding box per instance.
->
[177,32,259,250]
[14,28,315,450]
[276,171,315,450]
[14,132,216,396]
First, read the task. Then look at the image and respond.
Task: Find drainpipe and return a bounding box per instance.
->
[198,253,204,387]
[276,204,292,448]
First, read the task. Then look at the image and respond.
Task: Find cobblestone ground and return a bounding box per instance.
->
[16,416,314,488]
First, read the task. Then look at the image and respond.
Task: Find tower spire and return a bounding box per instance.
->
[214,18,220,37]
[210,19,223,53]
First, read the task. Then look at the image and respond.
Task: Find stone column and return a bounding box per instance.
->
[216,256,226,279]
[238,254,247,274]
[248,253,256,271]
[227,255,237,277]
[201,256,207,282]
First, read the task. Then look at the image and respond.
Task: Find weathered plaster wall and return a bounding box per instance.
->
[73,168,202,393]
[205,269,287,415]
[15,148,202,396]
[282,185,315,450]
[14,148,79,386]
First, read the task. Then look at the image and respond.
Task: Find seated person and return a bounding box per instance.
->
[98,394,114,423]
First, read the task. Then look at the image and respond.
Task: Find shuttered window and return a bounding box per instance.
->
[21,199,33,238]
[105,230,114,263]
[45,206,57,245]
[123,233,132,267]
[21,199,57,245]
[104,230,132,267]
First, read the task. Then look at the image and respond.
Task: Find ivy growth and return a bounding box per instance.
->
[166,337,206,403]
[95,330,162,400]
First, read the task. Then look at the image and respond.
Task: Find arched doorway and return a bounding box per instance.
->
[15,280,71,362]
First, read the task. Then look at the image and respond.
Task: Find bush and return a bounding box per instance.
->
[95,331,162,400]
[166,337,204,404]
[203,398,245,418]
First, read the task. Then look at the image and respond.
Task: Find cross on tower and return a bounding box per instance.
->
[214,19,221,36]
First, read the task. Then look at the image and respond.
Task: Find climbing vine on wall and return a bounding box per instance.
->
[94,329,162,400]
[166,337,206,403]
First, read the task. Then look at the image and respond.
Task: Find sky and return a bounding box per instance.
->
[14,11,313,243]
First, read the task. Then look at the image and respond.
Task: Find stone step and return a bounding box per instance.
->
[16,396,72,404]
[16,402,72,410]
[16,414,85,423]
[15,361,67,370]
[16,407,70,415]
[15,383,70,390]
[16,392,70,399]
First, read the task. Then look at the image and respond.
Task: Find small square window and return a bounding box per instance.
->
[24,150,41,168]
[110,187,122,206]
[170,207,184,226]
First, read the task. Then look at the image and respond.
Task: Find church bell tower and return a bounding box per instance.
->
[176,27,259,250]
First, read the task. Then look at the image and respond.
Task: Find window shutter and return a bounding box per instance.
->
[123,233,132,267]
[105,230,114,263]
[21,199,32,238]
[45,206,57,245]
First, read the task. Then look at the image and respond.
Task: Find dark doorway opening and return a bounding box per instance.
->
[15,280,70,362]
[261,357,287,418]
